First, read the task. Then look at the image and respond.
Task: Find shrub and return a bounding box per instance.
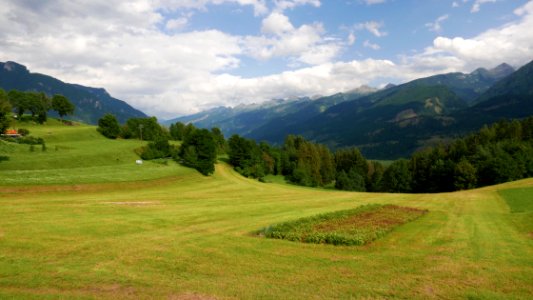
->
[18,128,30,136]
[97,114,121,139]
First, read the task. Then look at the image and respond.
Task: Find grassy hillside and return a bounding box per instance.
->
[0,121,532,299]
[0,119,193,185]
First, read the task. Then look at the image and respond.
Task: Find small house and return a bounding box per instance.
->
[2,129,21,138]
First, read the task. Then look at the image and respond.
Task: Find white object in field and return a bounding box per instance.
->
[136,160,143,165]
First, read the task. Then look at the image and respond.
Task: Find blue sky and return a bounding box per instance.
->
[1,0,532,118]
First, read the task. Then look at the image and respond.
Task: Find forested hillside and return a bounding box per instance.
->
[0,61,146,124]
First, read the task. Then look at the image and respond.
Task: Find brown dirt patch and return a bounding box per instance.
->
[103,201,159,206]
[169,293,218,300]
[314,205,427,232]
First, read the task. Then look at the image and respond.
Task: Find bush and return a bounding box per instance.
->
[138,137,176,160]
[97,114,121,139]
[17,128,30,136]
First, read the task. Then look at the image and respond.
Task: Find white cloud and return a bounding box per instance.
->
[348,33,357,45]
[429,1,533,69]
[452,1,460,8]
[156,0,269,16]
[355,21,387,37]
[425,14,449,32]
[248,13,341,65]
[363,40,380,50]
[471,0,496,13]
[274,0,321,11]
[0,0,342,117]
[261,12,294,34]
[166,17,189,31]
[514,0,533,16]
[1,0,532,119]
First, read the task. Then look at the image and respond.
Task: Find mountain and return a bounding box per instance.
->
[0,61,146,124]
[249,83,468,157]
[165,85,377,137]
[393,63,514,103]
[165,61,527,159]
[453,59,533,129]
[245,63,524,158]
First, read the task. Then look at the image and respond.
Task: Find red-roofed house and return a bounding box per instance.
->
[2,129,21,137]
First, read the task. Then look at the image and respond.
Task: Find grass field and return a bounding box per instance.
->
[0,120,532,299]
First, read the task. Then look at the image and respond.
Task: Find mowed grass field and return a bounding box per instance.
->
[0,120,532,299]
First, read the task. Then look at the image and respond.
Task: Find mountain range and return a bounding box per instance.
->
[171,61,533,159]
[2,59,531,160]
[163,85,378,136]
[0,61,146,124]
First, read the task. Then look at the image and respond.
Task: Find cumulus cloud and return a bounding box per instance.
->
[1,0,532,119]
[429,1,533,69]
[247,12,341,65]
[261,12,294,34]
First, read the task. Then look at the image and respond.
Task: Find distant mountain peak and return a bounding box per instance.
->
[383,83,396,90]
[470,63,514,81]
[346,84,378,95]
[2,61,29,73]
[488,63,514,79]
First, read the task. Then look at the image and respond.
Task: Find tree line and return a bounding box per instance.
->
[98,113,533,194]
[0,88,75,133]
[226,117,533,193]
[97,115,223,176]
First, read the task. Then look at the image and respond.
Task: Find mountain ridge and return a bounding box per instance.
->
[0,61,147,124]
[171,61,530,159]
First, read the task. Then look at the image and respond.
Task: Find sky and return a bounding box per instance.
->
[1,0,533,119]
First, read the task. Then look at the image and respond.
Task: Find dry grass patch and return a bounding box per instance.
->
[257,204,428,246]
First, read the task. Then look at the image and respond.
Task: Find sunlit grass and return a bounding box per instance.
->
[0,120,532,299]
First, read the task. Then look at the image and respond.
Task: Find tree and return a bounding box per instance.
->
[335,148,368,176]
[335,169,366,191]
[122,117,167,141]
[97,114,121,139]
[279,135,334,187]
[179,129,216,175]
[228,134,263,178]
[0,89,12,133]
[51,94,75,121]
[318,145,335,185]
[25,92,50,123]
[169,122,186,140]
[367,161,384,192]
[382,159,412,193]
[453,159,477,190]
[211,127,226,154]
[7,90,29,118]
[140,136,174,160]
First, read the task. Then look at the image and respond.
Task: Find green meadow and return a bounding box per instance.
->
[0,120,532,299]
